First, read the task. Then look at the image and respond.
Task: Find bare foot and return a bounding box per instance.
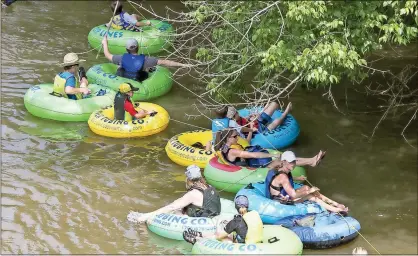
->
[311,150,326,167]
[335,203,348,211]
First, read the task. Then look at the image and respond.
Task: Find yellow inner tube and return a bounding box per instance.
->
[165,130,249,168]
[88,102,170,138]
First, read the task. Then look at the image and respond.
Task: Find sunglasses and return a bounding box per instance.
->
[231,134,238,138]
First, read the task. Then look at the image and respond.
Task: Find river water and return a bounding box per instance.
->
[1,1,417,254]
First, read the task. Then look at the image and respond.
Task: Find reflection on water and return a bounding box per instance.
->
[1,1,416,254]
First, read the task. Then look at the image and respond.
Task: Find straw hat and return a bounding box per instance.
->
[58,53,85,67]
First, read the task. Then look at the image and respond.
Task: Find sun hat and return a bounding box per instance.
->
[226,106,237,119]
[281,151,296,163]
[119,83,139,93]
[185,165,202,180]
[59,53,85,67]
[126,38,139,50]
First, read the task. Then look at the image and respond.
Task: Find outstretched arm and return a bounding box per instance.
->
[157,59,189,68]
[136,190,199,223]
[101,37,113,62]
[230,149,277,160]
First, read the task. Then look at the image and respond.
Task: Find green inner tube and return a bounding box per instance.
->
[86,63,173,101]
[147,198,237,241]
[87,20,174,55]
[191,225,303,255]
[204,150,306,193]
[24,84,116,122]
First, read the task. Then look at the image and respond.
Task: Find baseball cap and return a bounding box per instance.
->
[185,165,202,180]
[281,151,296,163]
[226,106,237,119]
[234,195,249,208]
[119,83,139,93]
[126,39,138,50]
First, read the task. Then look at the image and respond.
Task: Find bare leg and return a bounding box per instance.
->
[305,195,344,213]
[262,102,280,116]
[317,193,348,211]
[267,102,292,130]
[295,150,326,167]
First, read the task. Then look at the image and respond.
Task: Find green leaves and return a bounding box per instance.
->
[179,1,417,100]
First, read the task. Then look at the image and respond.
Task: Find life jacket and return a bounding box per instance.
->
[211,117,229,142]
[184,185,221,218]
[52,72,82,100]
[242,211,263,244]
[244,145,272,167]
[217,144,245,165]
[114,92,133,121]
[265,169,294,199]
[109,11,136,31]
[121,53,145,80]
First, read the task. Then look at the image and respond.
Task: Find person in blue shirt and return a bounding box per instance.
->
[102,37,189,82]
[52,53,90,100]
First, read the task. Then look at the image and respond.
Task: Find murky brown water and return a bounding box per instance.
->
[1,1,417,254]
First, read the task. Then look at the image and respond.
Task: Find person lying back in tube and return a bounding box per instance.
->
[183,195,264,245]
[265,151,349,215]
[101,37,189,82]
[226,102,292,137]
[114,83,156,121]
[107,1,152,31]
[52,53,91,100]
[134,165,221,223]
[209,102,292,150]
[214,129,326,170]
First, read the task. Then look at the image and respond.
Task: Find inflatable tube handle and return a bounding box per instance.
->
[268,237,280,244]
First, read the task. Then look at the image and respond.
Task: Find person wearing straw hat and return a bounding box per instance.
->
[265,151,349,215]
[52,53,90,100]
[106,1,151,31]
[101,36,189,82]
[130,165,221,223]
[114,82,156,121]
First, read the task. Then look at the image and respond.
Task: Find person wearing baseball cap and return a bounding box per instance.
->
[52,53,90,100]
[102,35,190,82]
[183,195,264,245]
[135,165,221,223]
[265,151,349,215]
[113,82,156,121]
[217,195,263,244]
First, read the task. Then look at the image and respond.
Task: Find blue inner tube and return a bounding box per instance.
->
[238,107,300,149]
[274,212,361,249]
[235,182,324,224]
